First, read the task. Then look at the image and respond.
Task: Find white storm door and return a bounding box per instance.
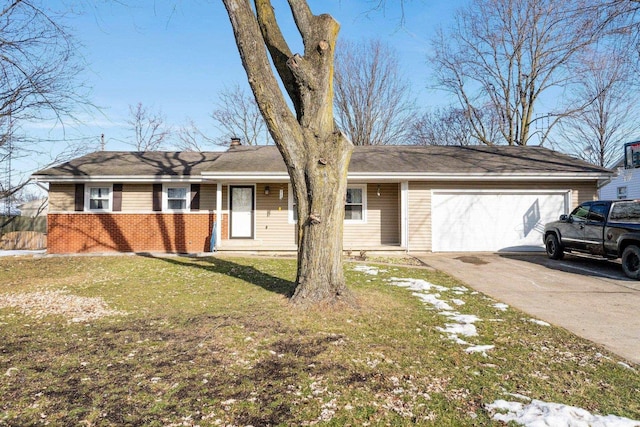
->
[230,186,254,238]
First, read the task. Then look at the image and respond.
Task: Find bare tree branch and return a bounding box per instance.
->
[334,39,417,145]
[431,0,614,146]
[126,102,171,151]
[553,45,639,166]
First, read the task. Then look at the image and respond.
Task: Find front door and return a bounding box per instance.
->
[230,186,254,238]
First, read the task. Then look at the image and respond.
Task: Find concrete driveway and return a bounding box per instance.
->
[414,252,640,365]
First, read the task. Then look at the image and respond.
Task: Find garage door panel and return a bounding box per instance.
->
[432,191,567,252]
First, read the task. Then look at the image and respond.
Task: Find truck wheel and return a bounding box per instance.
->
[545,234,564,260]
[621,245,640,279]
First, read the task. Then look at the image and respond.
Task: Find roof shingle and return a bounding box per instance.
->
[33,145,611,178]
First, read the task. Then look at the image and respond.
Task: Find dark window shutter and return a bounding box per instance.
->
[152,184,162,211]
[74,184,85,211]
[112,184,123,211]
[191,184,200,211]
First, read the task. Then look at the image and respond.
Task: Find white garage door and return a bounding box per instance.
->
[431,191,569,252]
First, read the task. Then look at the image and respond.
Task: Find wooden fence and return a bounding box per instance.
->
[0,231,47,250]
[0,216,47,250]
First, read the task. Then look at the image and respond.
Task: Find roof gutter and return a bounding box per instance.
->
[33,171,612,184]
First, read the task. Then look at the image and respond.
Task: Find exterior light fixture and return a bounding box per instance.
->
[279,187,284,200]
[264,186,270,195]
[377,184,381,197]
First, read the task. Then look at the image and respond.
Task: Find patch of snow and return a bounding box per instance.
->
[505,393,532,402]
[353,265,383,275]
[442,313,481,325]
[388,277,491,354]
[438,323,478,337]
[528,318,551,327]
[389,277,448,292]
[486,399,640,427]
[413,292,454,311]
[493,303,509,311]
[618,362,636,371]
[465,345,495,355]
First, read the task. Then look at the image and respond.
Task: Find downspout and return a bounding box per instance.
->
[214,182,222,251]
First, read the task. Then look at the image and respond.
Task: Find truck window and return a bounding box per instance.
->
[570,204,590,222]
[587,203,608,223]
[609,201,640,223]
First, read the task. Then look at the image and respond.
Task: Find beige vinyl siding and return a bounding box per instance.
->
[120,183,216,212]
[48,184,76,212]
[121,184,152,211]
[222,186,228,211]
[407,180,600,252]
[572,182,598,206]
[199,184,216,211]
[344,183,399,248]
[407,182,432,252]
[255,183,295,247]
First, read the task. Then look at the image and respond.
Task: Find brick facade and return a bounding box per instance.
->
[47,213,228,254]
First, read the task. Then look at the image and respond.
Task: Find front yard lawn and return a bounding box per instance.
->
[0,255,638,426]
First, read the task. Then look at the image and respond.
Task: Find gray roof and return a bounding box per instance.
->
[34,151,223,177]
[33,145,611,179]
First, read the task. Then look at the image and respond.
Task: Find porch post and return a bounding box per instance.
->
[401,181,409,251]
[216,182,222,249]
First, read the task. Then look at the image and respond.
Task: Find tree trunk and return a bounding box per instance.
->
[222,0,356,307]
[291,131,353,306]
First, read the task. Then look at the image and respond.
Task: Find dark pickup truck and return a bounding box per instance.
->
[543,200,640,279]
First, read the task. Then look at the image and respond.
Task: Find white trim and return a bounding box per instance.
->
[163,184,191,212]
[400,181,409,250]
[33,170,611,184]
[85,184,113,212]
[33,175,206,184]
[287,183,368,224]
[344,184,367,224]
[346,172,611,181]
[431,189,572,195]
[228,184,256,239]
[287,183,297,224]
[215,182,222,248]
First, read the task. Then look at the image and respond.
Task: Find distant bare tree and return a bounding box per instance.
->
[334,39,416,145]
[431,0,612,146]
[177,119,216,152]
[555,47,638,167]
[127,103,171,151]
[210,84,272,146]
[411,106,500,146]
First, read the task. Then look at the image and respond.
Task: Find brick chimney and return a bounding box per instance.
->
[230,137,241,147]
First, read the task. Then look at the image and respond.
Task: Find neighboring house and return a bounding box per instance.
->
[17,198,48,218]
[599,141,640,200]
[31,144,611,254]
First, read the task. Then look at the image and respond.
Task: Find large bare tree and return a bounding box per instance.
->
[431,0,611,146]
[222,0,354,306]
[334,39,416,145]
[0,0,88,204]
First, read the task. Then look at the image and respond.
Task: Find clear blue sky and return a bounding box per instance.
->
[16,0,464,183]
